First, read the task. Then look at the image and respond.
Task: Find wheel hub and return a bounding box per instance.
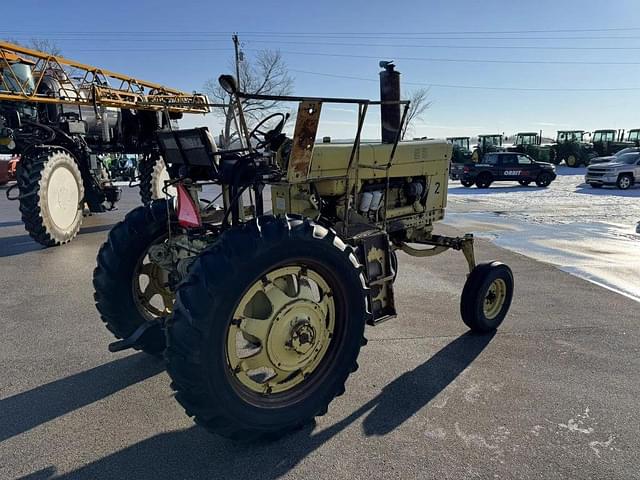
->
[46,166,79,230]
[267,302,325,371]
[483,278,507,320]
[227,266,335,394]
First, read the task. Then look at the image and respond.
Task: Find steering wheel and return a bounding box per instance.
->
[249,113,287,148]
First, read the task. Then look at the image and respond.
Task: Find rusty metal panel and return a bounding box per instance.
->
[288,101,322,183]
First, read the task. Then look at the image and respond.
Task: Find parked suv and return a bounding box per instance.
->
[585,152,640,190]
[457,152,557,188]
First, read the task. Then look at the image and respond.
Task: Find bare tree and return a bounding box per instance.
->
[3,38,62,56]
[402,88,432,140]
[204,50,294,148]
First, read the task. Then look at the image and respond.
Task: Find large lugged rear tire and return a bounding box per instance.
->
[17,148,84,246]
[93,200,173,355]
[139,153,173,205]
[166,215,369,441]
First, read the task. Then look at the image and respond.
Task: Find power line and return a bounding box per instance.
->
[289,68,640,92]
[4,26,640,35]
[253,49,640,66]
[8,35,640,51]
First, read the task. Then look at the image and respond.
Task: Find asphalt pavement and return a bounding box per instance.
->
[0,185,638,480]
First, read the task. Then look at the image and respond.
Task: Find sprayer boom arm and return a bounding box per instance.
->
[0,41,209,114]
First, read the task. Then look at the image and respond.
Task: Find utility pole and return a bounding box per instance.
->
[233,33,241,89]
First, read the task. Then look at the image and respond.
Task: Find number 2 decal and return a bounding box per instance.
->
[435,182,441,194]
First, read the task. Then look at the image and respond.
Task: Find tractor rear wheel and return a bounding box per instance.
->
[93,200,173,355]
[565,154,579,168]
[166,216,369,441]
[17,148,84,246]
[139,153,174,204]
[461,262,514,333]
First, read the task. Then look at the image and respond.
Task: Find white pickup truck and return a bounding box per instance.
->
[585,151,640,190]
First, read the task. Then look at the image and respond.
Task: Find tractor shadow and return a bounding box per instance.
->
[0,353,164,443]
[37,332,494,480]
[0,233,44,257]
[0,224,115,258]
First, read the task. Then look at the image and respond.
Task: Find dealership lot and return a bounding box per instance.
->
[1,186,639,479]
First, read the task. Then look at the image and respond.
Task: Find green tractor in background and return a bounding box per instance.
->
[591,129,635,157]
[471,134,504,162]
[626,128,640,145]
[508,132,553,163]
[447,136,472,164]
[550,130,594,167]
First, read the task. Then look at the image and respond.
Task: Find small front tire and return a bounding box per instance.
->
[518,179,531,186]
[461,180,474,188]
[461,262,514,333]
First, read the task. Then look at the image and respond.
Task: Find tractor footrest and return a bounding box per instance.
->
[355,231,397,325]
[108,321,162,353]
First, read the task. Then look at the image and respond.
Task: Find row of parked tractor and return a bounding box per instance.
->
[448,129,640,190]
[448,128,640,167]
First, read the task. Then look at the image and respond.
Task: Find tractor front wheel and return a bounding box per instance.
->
[461,180,474,188]
[17,148,84,246]
[166,216,369,441]
[461,262,514,333]
[93,200,174,355]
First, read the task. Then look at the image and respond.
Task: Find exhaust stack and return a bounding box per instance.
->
[379,61,401,144]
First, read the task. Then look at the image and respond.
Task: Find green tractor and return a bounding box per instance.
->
[92,67,515,441]
[551,130,594,167]
[626,128,640,145]
[447,136,472,164]
[471,134,504,162]
[508,132,553,163]
[591,129,635,157]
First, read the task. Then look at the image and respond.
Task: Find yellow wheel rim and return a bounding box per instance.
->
[226,266,335,395]
[483,278,507,320]
[133,241,174,319]
[567,155,576,166]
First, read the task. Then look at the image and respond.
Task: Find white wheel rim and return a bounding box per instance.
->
[620,177,630,188]
[153,161,176,199]
[46,165,80,230]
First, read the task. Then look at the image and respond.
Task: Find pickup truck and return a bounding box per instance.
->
[585,151,640,190]
[451,152,557,188]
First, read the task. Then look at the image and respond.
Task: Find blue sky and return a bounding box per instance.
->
[3,0,640,139]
